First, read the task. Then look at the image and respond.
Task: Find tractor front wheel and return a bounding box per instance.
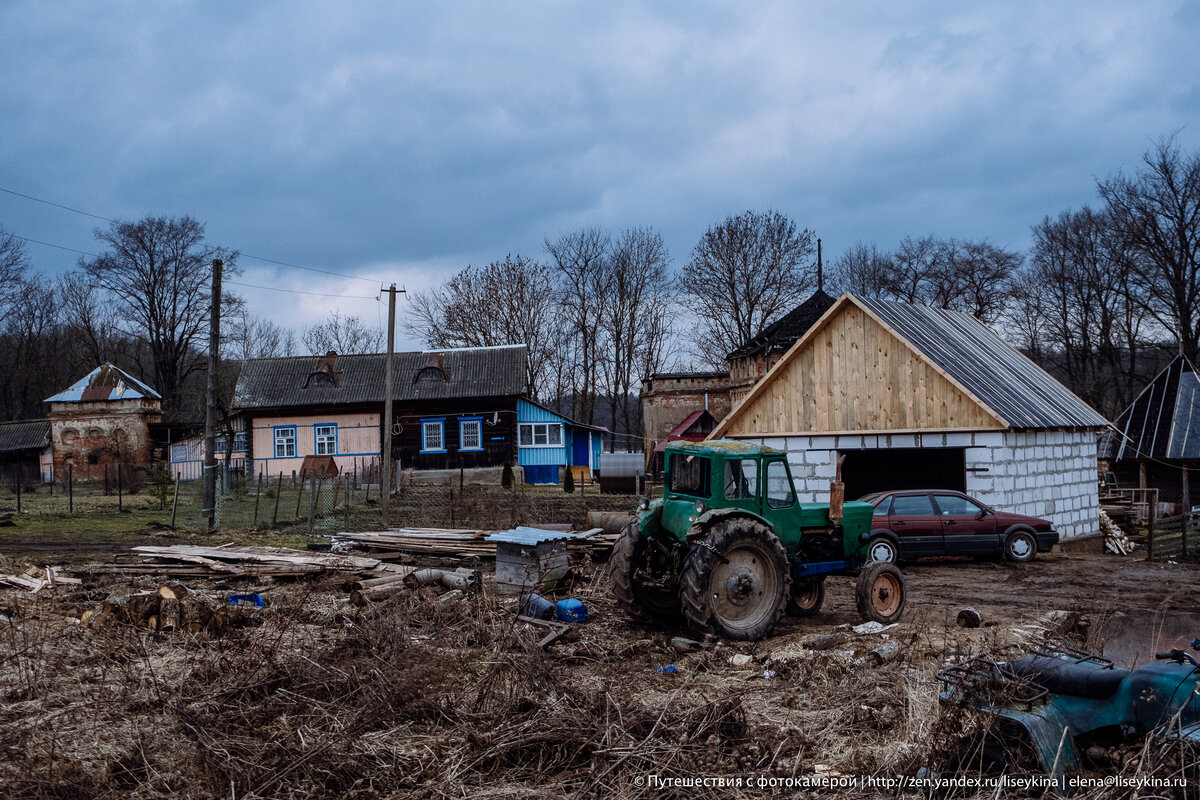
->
[610,523,680,625]
[680,518,789,640]
[855,561,906,624]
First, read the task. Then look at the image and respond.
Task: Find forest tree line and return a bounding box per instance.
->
[0,137,1196,437]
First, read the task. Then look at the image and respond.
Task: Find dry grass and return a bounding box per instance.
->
[0,577,1194,800]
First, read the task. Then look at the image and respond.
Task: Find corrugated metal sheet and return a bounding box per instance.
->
[486,527,581,546]
[857,297,1109,430]
[0,419,51,454]
[233,345,528,410]
[1111,355,1200,461]
[45,364,160,403]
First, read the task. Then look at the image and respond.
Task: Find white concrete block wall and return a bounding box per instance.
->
[748,428,1099,541]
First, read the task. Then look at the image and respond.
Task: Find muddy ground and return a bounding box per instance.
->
[0,551,1197,799]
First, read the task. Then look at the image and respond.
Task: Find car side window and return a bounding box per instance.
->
[934,494,984,516]
[724,459,758,499]
[872,497,892,517]
[890,494,934,516]
[765,460,794,508]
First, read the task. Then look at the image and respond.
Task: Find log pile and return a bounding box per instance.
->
[82,584,227,633]
[1099,509,1134,555]
[0,565,83,592]
[78,544,401,580]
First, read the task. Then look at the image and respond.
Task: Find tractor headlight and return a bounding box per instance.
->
[694,501,706,515]
[638,497,650,512]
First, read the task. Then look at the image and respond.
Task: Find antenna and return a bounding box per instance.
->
[816,238,823,293]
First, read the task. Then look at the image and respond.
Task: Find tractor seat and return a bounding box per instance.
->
[1011,655,1130,699]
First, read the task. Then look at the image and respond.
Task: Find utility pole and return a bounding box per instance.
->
[381,284,399,527]
[204,258,223,531]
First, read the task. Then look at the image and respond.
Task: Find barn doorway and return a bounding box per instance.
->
[839,448,965,500]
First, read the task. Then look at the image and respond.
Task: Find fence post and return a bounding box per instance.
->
[345,475,352,530]
[15,463,22,514]
[171,474,180,528]
[253,472,263,526]
[307,477,318,534]
[117,463,123,512]
[104,463,109,496]
[68,463,73,514]
[449,480,455,527]
[295,476,305,520]
[273,472,283,526]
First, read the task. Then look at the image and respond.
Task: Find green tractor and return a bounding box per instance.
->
[612,439,906,640]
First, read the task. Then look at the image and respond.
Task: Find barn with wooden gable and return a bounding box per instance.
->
[710,293,1110,541]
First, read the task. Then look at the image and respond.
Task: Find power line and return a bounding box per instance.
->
[1,184,382,283]
[225,279,378,300]
[7,233,97,258]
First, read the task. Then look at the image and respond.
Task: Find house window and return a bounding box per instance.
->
[172,445,188,462]
[232,432,247,452]
[421,419,446,453]
[460,418,483,451]
[519,423,563,448]
[315,424,337,455]
[274,427,296,458]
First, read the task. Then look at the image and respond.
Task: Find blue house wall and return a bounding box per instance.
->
[516,399,604,484]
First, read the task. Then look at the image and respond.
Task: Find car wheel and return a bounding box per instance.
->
[1004,530,1037,563]
[866,535,898,563]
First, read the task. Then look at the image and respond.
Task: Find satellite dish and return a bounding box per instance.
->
[490,411,499,426]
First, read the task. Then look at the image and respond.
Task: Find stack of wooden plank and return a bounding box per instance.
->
[0,565,83,592]
[78,544,403,580]
[1099,509,1134,555]
[333,527,614,559]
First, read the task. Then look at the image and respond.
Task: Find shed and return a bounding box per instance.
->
[710,293,1110,540]
[516,398,605,485]
[0,419,53,483]
[486,527,577,593]
[1101,354,1200,513]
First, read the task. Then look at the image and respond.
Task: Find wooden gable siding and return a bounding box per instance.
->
[722,302,1006,436]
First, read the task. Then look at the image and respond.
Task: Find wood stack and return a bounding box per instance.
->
[1099,509,1134,555]
[82,584,227,633]
[78,544,400,580]
[0,565,83,592]
[333,527,611,559]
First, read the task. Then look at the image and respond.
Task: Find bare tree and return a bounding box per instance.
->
[1099,137,1200,360]
[0,228,30,327]
[59,272,119,366]
[406,254,559,396]
[598,227,676,440]
[80,216,237,412]
[545,228,611,423]
[224,299,297,360]
[302,309,384,355]
[680,210,816,366]
[831,241,893,296]
[929,238,1021,324]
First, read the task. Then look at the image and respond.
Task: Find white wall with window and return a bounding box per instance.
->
[519,422,563,448]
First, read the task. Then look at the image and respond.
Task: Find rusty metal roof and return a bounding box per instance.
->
[0,419,51,453]
[233,345,528,410]
[44,364,161,403]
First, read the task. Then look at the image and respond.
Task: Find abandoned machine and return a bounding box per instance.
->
[612,439,906,640]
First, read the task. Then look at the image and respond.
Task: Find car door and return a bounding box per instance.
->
[886,492,944,557]
[933,493,999,555]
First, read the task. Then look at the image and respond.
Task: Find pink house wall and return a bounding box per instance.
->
[250,412,380,477]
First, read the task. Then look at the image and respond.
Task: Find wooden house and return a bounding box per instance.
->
[516,398,606,484]
[710,293,1110,541]
[0,419,52,484]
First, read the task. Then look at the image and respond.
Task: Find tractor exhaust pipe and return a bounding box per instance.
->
[829,455,846,523]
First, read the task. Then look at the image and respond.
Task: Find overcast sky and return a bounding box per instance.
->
[2,1,1198,349]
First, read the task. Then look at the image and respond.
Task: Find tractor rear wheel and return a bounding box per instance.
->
[855,561,906,624]
[610,523,680,625]
[679,518,789,640]
[786,577,825,617]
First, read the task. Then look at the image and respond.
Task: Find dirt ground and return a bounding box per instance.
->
[0,550,1197,799]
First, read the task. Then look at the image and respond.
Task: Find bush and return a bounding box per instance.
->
[563,467,575,494]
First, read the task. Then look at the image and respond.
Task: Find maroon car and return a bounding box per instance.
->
[856,490,1058,564]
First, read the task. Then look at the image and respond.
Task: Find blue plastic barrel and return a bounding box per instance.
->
[519,593,555,620]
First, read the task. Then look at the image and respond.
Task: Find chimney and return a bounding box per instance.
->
[316,350,337,374]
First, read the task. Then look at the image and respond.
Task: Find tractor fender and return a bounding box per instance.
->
[685,507,773,542]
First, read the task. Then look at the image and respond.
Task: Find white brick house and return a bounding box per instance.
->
[711,295,1109,541]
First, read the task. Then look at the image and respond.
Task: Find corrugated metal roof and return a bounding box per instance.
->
[1110,355,1200,461]
[233,345,528,410]
[857,297,1109,430]
[0,419,51,454]
[45,364,161,403]
[486,526,581,546]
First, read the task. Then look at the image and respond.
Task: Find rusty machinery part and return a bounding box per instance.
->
[855,561,906,624]
[785,576,825,618]
[679,517,789,641]
[609,522,681,625]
